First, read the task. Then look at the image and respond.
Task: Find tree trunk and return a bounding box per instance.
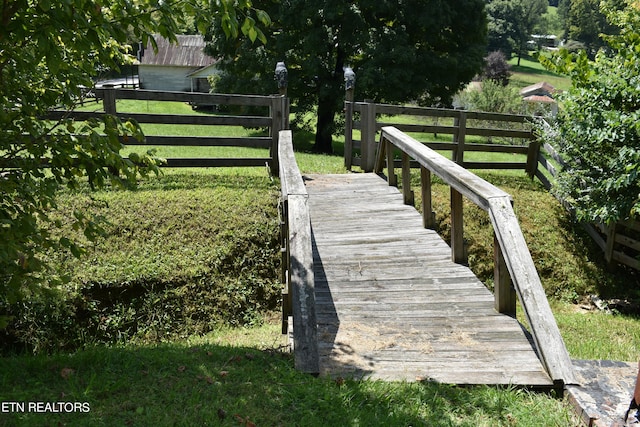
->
[314,98,336,154]
[313,46,345,154]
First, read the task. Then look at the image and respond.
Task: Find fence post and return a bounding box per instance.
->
[361,99,377,172]
[526,139,541,179]
[102,84,117,115]
[344,67,355,170]
[452,109,467,165]
[271,62,289,176]
[604,222,617,265]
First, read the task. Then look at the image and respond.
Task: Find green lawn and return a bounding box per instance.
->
[508,56,572,92]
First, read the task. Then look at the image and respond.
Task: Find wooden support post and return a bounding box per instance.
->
[421,166,435,229]
[604,222,617,265]
[526,140,541,179]
[374,132,386,173]
[270,95,286,176]
[494,234,516,316]
[387,140,397,187]
[401,151,414,205]
[361,99,376,172]
[452,109,467,165]
[102,85,117,115]
[451,188,466,264]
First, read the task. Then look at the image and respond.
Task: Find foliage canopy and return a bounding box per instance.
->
[0,0,268,317]
[206,0,488,153]
[540,0,640,224]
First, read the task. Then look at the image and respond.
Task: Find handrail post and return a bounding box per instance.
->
[450,188,466,263]
[401,152,414,205]
[494,234,516,316]
[270,95,284,176]
[420,166,435,229]
[386,139,397,187]
[526,139,541,179]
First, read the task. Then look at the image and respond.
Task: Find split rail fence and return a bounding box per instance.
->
[46,88,289,174]
[345,100,538,174]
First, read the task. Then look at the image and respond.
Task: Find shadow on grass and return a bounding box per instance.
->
[0,339,571,426]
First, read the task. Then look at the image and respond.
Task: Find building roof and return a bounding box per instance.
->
[519,81,556,98]
[139,35,216,68]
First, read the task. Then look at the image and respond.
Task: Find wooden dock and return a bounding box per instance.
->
[304,173,553,387]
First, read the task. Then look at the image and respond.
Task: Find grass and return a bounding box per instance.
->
[0,323,578,427]
[508,55,571,92]
[3,80,639,424]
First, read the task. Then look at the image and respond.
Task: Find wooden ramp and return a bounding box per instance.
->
[304,173,553,388]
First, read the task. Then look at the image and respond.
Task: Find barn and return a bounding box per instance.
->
[138,35,218,92]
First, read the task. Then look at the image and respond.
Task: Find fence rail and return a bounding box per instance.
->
[345,100,537,173]
[375,126,576,386]
[47,88,288,173]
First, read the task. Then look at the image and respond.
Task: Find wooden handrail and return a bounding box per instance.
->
[376,126,577,386]
[277,130,319,374]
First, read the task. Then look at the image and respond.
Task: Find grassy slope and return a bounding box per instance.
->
[2,66,639,424]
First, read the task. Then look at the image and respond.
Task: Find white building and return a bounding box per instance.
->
[138,35,218,92]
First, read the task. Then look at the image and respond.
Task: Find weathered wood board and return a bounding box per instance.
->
[304,173,553,387]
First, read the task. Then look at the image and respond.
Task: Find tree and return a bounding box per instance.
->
[558,0,625,56]
[206,0,487,153]
[483,51,512,86]
[486,0,548,63]
[539,0,640,224]
[0,0,268,316]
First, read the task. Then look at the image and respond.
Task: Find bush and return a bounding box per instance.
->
[483,51,512,86]
[455,79,523,114]
[539,3,640,224]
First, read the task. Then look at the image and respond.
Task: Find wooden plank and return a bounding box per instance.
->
[462,162,526,170]
[95,88,274,106]
[287,195,319,373]
[162,158,269,167]
[46,110,273,127]
[127,136,271,148]
[278,130,306,197]
[305,173,553,387]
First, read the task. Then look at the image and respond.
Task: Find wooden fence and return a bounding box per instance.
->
[534,135,640,271]
[46,88,289,174]
[345,100,538,173]
[347,99,640,271]
[376,126,577,386]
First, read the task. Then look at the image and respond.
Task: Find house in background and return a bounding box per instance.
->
[520,81,558,116]
[138,35,218,92]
